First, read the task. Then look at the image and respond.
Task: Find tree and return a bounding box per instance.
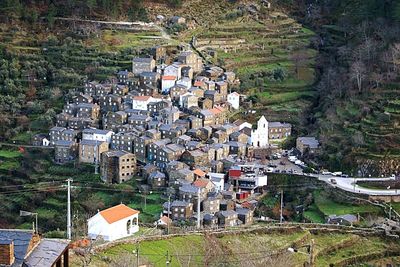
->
[86,0,97,15]
[350,60,366,92]
[47,4,57,28]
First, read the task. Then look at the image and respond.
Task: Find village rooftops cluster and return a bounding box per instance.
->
[34,44,297,234]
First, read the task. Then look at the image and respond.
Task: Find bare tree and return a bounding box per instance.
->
[350,60,366,92]
[74,238,101,267]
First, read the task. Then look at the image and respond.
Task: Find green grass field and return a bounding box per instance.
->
[82,230,400,267]
[313,191,381,216]
[0,150,22,158]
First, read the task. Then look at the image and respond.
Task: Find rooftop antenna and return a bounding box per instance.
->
[20,210,38,234]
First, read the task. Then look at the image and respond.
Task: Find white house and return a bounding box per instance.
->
[161,75,177,93]
[82,128,114,144]
[131,96,161,110]
[180,93,198,109]
[251,116,269,147]
[176,77,192,89]
[227,92,240,110]
[88,204,140,242]
[164,64,182,80]
[209,172,225,193]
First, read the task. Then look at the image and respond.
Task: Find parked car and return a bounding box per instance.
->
[333,172,343,177]
[322,171,332,175]
[341,174,349,178]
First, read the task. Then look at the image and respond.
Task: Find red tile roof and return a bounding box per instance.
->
[193,178,210,188]
[99,204,139,224]
[193,168,206,177]
[133,96,152,101]
[162,75,177,81]
[194,81,204,87]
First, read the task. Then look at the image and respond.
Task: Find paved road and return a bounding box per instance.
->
[316,175,399,196]
[239,157,399,196]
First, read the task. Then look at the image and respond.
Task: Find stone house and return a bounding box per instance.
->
[32,134,50,146]
[151,45,167,61]
[54,140,77,164]
[49,126,66,145]
[202,197,220,214]
[139,72,160,87]
[198,110,215,127]
[79,139,109,163]
[68,117,97,130]
[230,132,249,144]
[168,168,194,184]
[296,137,320,155]
[111,132,136,153]
[113,84,129,96]
[128,114,151,129]
[236,208,254,225]
[215,81,228,102]
[100,150,137,183]
[216,210,238,227]
[103,111,128,131]
[181,66,194,79]
[73,93,93,105]
[198,97,213,110]
[180,149,209,167]
[76,103,100,120]
[132,57,156,75]
[169,85,188,101]
[56,113,71,127]
[178,51,203,73]
[98,94,123,112]
[170,200,193,221]
[134,135,155,162]
[148,171,167,188]
[268,122,292,141]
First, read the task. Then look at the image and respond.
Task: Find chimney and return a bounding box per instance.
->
[0,241,15,266]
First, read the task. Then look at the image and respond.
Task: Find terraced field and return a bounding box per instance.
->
[84,230,400,267]
[187,11,317,126]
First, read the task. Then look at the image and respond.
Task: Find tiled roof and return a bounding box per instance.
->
[133,96,152,101]
[193,169,206,177]
[162,75,177,81]
[193,178,210,188]
[99,204,139,224]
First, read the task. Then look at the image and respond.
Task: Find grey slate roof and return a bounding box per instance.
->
[0,229,33,266]
[54,140,74,147]
[269,122,292,128]
[24,239,69,267]
[133,57,154,63]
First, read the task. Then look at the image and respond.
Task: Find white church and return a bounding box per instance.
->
[250,116,269,148]
[88,204,140,242]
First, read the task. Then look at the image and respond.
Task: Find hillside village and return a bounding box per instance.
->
[31,41,312,234]
[1,0,400,265]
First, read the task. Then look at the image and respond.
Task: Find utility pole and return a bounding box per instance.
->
[135,244,139,267]
[280,190,283,223]
[94,140,99,175]
[197,187,201,229]
[165,251,171,267]
[167,194,171,235]
[67,178,73,240]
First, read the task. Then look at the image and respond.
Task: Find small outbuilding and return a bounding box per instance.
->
[88,204,140,241]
